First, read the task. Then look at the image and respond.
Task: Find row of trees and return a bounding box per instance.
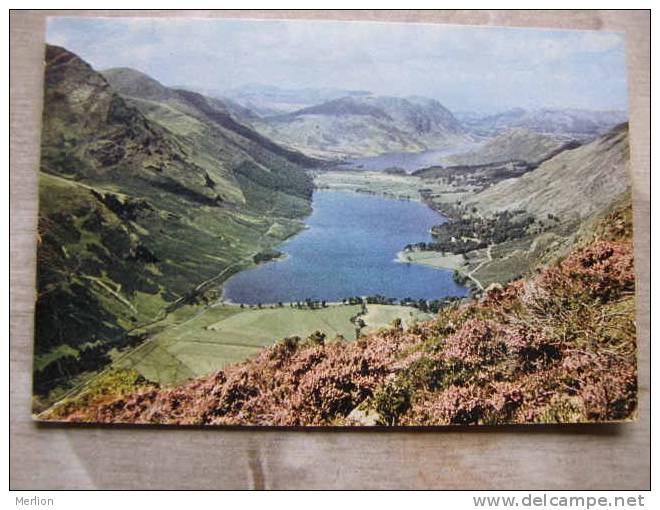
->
[236,295,462,314]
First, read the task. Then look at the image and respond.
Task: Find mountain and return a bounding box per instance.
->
[456,108,628,139]
[35,46,316,405]
[101,68,321,169]
[253,95,471,158]
[222,83,372,117]
[409,123,631,289]
[443,128,580,166]
[471,123,630,220]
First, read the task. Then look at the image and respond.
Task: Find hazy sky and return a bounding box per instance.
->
[46,17,629,113]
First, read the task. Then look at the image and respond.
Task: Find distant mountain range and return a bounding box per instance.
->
[201,84,627,159]
[251,95,472,158]
[455,107,628,139]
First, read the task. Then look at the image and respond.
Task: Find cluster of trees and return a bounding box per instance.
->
[342,295,461,314]
[240,299,329,310]
[365,295,397,305]
[342,296,366,305]
[234,295,465,315]
[252,249,283,264]
[414,160,531,191]
[400,296,462,313]
[404,209,539,256]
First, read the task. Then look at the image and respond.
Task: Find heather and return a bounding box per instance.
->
[45,204,637,426]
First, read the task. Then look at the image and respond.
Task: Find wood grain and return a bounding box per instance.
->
[9,10,650,489]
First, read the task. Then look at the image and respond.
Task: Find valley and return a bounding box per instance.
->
[34,45,634,425]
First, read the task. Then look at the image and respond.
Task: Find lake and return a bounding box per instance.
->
[221,191,468,304]
[338,143,483,172]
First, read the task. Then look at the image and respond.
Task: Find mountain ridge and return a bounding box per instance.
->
[34,46,317,407]
[456,107,628,139]
[252,94,471,158]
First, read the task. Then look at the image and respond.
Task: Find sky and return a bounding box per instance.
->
[46,17,629,113]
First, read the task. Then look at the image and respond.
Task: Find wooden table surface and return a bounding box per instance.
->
[9,10,650,490]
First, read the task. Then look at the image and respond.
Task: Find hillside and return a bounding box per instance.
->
[252,95,471,159]
[443,128,579,166]
[102,68,322,170]
[42,198,636,426]
[470,123,629,220]
[405,123,632,290]
[456,108,628,139]
[34,46,316,407]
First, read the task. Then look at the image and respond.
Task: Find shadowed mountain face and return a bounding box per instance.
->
[250,95,472,159]
[101,68,322,169]
[35,46,316,401]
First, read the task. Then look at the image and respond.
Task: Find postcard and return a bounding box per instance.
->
[33,17,636,426]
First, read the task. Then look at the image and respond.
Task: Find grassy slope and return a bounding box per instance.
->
[34,46,315,406]
[43,199,637,426]
[470,123,629,219]
[362,305,432,333]
[460,124,631,286]
[407,125,631,288]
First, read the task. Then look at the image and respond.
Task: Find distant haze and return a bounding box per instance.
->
[46,17,629,113]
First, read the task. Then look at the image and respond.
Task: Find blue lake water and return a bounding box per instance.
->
[222,190,468,304]
[338,143,483,172]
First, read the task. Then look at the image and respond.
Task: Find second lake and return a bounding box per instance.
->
[221,190,469,304]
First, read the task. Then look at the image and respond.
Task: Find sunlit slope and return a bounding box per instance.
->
[471,123,630,220]
[458,124,632,286]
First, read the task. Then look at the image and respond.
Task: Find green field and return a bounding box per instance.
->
[116,304,361,384]
[114,303,435,385]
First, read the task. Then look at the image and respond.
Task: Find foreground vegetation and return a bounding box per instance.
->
[42,201,636,425]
